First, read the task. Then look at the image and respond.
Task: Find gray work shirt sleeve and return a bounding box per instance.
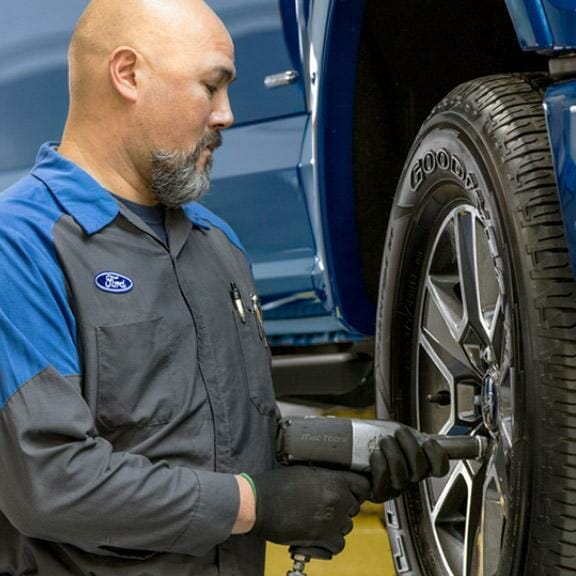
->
[0,366,241,558]
[171,470,241,554]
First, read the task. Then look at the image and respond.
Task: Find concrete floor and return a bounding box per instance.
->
[265,403,396,575]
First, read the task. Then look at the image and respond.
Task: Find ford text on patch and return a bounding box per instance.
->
[94,272,134,294]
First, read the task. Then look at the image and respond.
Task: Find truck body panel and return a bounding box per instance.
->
[545,82,576,276]
[506,0,576,51]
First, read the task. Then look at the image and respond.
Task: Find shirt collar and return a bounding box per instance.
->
[30,142,212,235]
[181,204,212,231]
[31,142,120,235]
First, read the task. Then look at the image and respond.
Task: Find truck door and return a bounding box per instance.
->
[205,0,317,321]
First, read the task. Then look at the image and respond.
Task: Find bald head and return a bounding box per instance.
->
[69,0,233,104]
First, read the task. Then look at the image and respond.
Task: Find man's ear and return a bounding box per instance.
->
[109,47,140,102]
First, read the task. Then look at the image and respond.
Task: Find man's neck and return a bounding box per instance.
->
[58,129,158,206]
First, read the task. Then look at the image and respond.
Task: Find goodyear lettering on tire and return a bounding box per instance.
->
[410,149,478,192]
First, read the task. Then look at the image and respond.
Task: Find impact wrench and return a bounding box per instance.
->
[276,416,489,576]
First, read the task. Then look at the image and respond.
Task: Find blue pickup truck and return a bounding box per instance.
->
[4,0,576,574]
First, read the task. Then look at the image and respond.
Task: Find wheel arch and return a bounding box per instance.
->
[313,0,375,336]
[350,0,546,306]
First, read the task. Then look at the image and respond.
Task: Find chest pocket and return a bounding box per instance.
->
[95,316,181,430]
[232,304,278,417]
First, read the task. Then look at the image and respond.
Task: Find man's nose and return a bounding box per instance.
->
[209,92,234,130]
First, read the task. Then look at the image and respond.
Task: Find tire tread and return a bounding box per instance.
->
[461,74,576,573]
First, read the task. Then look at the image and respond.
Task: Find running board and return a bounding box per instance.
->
[272,351,373,400]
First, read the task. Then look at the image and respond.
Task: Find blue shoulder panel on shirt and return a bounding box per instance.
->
[182,203,250,260]
[0,175,80,410]
[32,143,120,236]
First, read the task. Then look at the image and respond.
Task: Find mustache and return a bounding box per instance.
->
[200,131,223,153]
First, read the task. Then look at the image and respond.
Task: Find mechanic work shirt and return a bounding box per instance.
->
[0,143,278,576]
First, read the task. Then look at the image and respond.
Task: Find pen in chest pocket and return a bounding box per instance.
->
[250,293,268,347]
[229,282,268,347]
[230,282,246,323]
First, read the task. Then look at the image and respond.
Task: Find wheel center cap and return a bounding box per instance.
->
[481,368,499,433]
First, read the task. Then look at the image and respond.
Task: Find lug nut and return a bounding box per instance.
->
[426,390,451,406]
[481,347,495,366]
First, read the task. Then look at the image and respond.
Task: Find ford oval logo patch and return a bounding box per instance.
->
[94,272,134,294]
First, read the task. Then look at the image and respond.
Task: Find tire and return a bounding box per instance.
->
[375,74,576,575]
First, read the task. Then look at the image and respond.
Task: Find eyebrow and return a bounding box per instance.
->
[210,66,237,84]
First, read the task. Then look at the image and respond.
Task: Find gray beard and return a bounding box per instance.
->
[150,133,221,208]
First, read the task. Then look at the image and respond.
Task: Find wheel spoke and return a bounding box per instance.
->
[418,329,482,435]
[418,333,454,435]
[426,274,464,343]
[477,443,508,574]
[426,215,465,341]
[489,301,505,365]
[423,281,471,367]
[487,293,503,348]
[419,328,482,432]
[430,462,472,575]
[498,357,514,450]
[420,329,477,385]
[490,439,510,513]
[455,211,490,348]
[426,459,459,510]
[464,458,487,575]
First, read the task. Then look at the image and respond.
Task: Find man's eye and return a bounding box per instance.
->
[205,84,218,95]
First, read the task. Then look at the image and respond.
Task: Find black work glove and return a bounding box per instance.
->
[369,426,449,503]
[251,466,370,555]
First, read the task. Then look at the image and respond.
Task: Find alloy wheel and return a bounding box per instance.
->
[416,203,514,575]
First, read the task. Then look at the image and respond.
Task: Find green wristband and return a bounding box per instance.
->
[240,472,257,501]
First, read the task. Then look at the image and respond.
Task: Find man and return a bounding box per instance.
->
[0,1,448,574]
